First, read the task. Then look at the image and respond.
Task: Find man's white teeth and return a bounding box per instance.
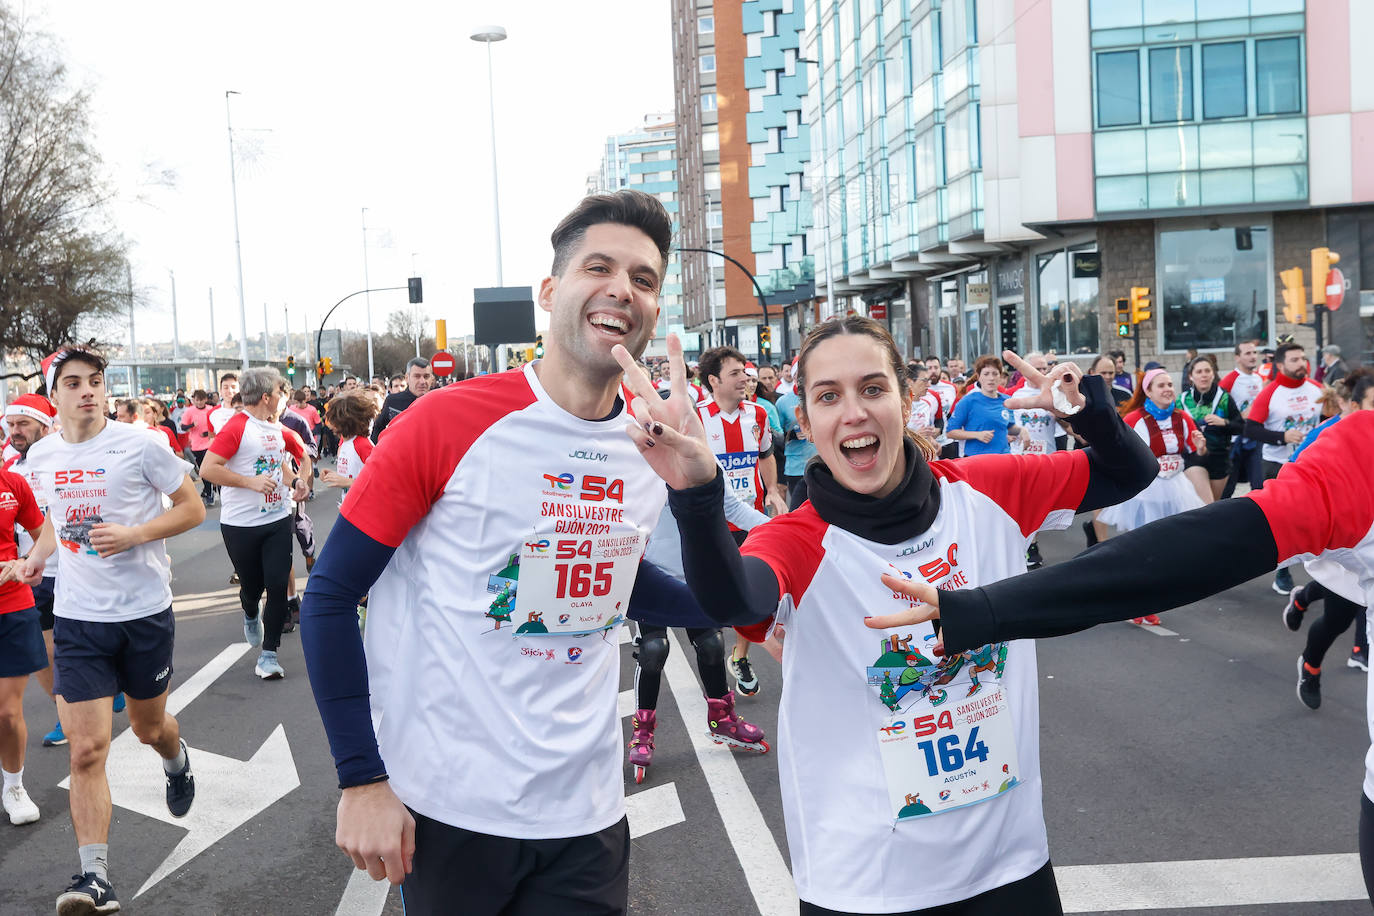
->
[842,435,878,449]
[590,315,628,332]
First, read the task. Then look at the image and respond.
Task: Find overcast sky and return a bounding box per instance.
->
[29,0,674,354]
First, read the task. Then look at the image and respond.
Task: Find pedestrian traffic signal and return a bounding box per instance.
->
[760,326,772,352]
[286,355,296,376]
[1114,297,1130,337]
[1129,287,1151,325]
[1280,267,1308,324]
[534,335,544,359]
[1310,248,1340,305]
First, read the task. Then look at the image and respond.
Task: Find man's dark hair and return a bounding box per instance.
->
[550,190,673,280]
[1234,338,1260,355]
[1273,341,1305,373]
[406,357,430,371]
[698,346,747,394]
[389,374,404,384]
[1108,349,1125,362]
[1341,367,1374,407]
[50,345,108,387]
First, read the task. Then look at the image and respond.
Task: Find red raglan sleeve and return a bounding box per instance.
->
[934,450,1092,538]
[1247,411,1374,563]
[342,376,536,548]
[735,506,829,640]
[281,428,306,463]
[352,436,375,465]
[208,411,246,458]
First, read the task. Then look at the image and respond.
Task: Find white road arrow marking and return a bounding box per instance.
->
[626,782,685,839]
[60,643,301,898]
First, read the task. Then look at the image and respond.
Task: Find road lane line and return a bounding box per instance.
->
[1056,852,1365,911]
[335,869,391,916]
[1132,621,1178,636]
[626,782,686,839]
[619,688,635,719]
[166,643,250,717]
[663,630,797,915]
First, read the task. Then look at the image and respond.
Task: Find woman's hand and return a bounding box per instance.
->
[1003,350,1084,416]
[612,334,719,491]
[864,573,942,629]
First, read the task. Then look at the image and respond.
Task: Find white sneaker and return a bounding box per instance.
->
[255,650,285,680]
[3,783,39,825]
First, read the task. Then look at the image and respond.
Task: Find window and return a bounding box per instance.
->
[706,209,723,229]
[1149,46,1193,122]
[702,127,719,152]
[699,15,713,33]
[1156,223,1272,351]
[1097,51,1141,127]
[701,93,717,112]
[1202,42,1246,119]
[701,54,716,73]
[1255,37,1301,115]
[1035,249,1100,354]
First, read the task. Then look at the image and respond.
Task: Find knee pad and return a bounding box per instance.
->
[635,635,670,674]
[690,629,725,669]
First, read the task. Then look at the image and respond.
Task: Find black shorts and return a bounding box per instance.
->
[33,576,55,630]
[1185,449,1232,480]
[401,810,630,915]
[0,607,47,677]
[800,858,1061,915]
[53,607,175,703]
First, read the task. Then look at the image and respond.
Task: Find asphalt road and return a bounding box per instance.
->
[1,481,1370,914]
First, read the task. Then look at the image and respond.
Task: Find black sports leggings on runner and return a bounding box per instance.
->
[221,516,293,652]
[799,859,1062,916]
[1299,581,1369,669]
[634,625,729,709]
[1360,794,1374,902]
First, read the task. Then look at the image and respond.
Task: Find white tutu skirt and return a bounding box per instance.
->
[1098,471,1204,532]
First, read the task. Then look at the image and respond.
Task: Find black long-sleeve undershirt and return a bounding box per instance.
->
[670,375,1157,632]
[1243,417,1286,446]
[940,497,1278,653]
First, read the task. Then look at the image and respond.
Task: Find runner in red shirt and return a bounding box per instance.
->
[0,463,46,827]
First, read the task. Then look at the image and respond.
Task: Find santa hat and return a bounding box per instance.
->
[41,349,67,393]
[4,393,56,426]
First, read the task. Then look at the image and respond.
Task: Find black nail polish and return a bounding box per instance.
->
[652,423,664,437]
[645,438,656,447]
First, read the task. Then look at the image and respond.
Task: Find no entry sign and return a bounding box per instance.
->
[431,350,456,377]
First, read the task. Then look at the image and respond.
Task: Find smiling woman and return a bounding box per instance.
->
[617,318,1159,915]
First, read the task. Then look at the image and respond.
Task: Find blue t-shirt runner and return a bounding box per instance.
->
[948,389,1017,456]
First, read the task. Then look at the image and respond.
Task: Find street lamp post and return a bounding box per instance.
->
[680,247,771,363]
[471,24,507,371]
[225,91,251,370]
[361,207,375,380]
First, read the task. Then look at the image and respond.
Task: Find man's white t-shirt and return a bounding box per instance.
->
[6,451,56,578]
[208,412,306,527]
[1010,387,1058,455]
[25,420,191,622]
[208,405,236,434]
[929,380,958,446]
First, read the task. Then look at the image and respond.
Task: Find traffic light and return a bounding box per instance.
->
[534,335,544,359]
[1114,297,1131,338]
[315,359,324,378]
[1280,267,1308,324]
[760,326,772,352]
[322,356,334,376]
[408,277,423,304]
[286,355,295,376]
[1310,247,1340,305]
[1129,287,1151,325]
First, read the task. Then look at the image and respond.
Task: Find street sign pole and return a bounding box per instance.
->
[1133,322,1141,372]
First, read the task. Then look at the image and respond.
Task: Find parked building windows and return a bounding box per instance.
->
[1155,220,1272,352]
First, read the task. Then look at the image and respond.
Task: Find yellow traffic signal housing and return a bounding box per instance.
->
[1310,247,1340,305]
[322,356,334,376]
[286,355,296,376]
[1129,287,1151,325]
[760,326,772,351]
[1280,267,1307,324]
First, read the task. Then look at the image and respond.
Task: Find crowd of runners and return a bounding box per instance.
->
[1,187,1371,914]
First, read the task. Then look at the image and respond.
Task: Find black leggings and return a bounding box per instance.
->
[1299,580,1369,669]
[191,449,212,498]
[634,625,729,710]
[220,517,293,652]
[800,859,1062,916]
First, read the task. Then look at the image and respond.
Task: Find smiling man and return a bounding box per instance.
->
[302,190,680,913]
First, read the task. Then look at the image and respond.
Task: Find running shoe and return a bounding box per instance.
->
[165,739,195,818]
[305,554,316,573]
[281,598,299,634]
[1297,656,1321,710]
[43,721,67,746]
[1130,617,1145,625]
[1025,541,1043,570]
[1281,588,1307,632]
[1272,567,1295,595]
[112,693,125,713]
[729,652,760,697]
[1350,646,1370,672]
[243,614,263,648]
[56,873,119,915]
[255,650,285,680]
[1142,614,1162,626]
[1082,519,1098,548]
[3,783,39,825]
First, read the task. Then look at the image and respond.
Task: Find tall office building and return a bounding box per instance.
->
[672,0,815,361]
[589,115,686,358]
[806,0,1374,367]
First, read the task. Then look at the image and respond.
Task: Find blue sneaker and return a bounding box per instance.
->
[57,872,119,914]
[42,721,66,747]
[243,614,263,648]
[254,650,284,680]
[112,692,126,713]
